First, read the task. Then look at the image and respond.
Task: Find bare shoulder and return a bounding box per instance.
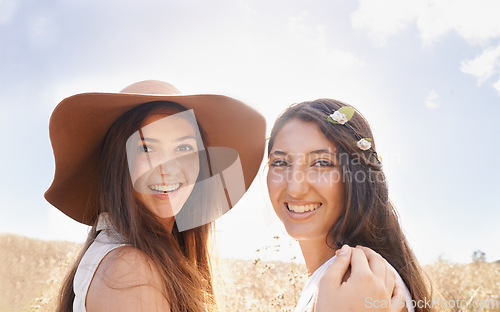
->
[86,246,171,312]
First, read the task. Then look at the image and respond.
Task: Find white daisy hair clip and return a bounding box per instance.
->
[327,106,376,153]
[326,106,382,166]
[356,138,372,151]
[327,106,355,125]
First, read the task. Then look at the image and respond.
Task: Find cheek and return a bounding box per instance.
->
[181,155,200,184]
[330,170,345,204]
[267,170,284,199]
[267,170,288,217]
[183,183,196,199]
[186,165,199,184]
[309,170,344,204]
[130,160,150,187]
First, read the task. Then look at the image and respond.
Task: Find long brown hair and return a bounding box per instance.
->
[57,101,216,312]
[268,99,431,312]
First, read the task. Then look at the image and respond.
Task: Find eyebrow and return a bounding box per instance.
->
[308,149,335,156]
[139,135,196,143]
[140,137,159,143]
[175,135,196,142]
[269,150,287,156]
[269,149,335,156]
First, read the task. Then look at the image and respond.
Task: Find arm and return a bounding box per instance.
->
[86,246,171,312]
[316,245,406,312]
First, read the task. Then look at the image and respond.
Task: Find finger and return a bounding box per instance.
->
[385,262,396,293]
[356,245,386,280]
[349,247,371,279]
[389,281,406,312]
[321,244,352,286]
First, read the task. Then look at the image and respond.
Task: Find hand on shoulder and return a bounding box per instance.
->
[86,246,171,312]
[316,245,407,312]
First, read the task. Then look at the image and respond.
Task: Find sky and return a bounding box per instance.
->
[1,0,499,265]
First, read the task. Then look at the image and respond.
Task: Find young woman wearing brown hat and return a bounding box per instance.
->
[46,81,404,312]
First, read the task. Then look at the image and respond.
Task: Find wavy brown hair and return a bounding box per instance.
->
[268,99,432,312]
[57,101,216,312]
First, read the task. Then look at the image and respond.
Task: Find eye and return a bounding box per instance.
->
[176,144,195,152]
[137,144,155,153]
[269,159,289,167]
[312,159,334,167]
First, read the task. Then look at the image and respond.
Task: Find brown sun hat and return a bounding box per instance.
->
[45,80,266,225]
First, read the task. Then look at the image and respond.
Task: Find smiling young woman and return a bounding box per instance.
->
[267,99,431,312]
[45,80,266,312]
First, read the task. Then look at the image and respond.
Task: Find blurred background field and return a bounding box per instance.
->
[1,233,498,312]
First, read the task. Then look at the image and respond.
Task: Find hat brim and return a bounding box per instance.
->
[44,92,266,225]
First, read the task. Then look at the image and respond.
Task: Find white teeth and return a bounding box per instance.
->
[148,183,180,193]
[287,203,321,213]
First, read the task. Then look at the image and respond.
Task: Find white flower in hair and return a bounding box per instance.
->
[357,138,372,151]
[327,106,355,125]
[330,110,348,124]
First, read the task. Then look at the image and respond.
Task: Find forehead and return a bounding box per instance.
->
[272,119,336,154]
[140,113,197,138]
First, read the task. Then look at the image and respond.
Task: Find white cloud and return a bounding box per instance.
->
[326,48,365,70]
[288,11,364,71]
[460,44,500,85]
[425,90,441,109]
[352,0,500,94]
[417,0,500,46]
[351,0,425,46]
[493,78,500,95]
[352,0,500,47]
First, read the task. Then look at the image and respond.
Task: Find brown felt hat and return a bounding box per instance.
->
[45,80,266,225]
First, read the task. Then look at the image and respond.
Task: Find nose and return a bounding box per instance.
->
[286,165,309,198]
[158,160,182,177]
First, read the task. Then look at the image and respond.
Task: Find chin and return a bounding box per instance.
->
[153,203,183,218]
[155,211,175,219]
[282,225,320,241]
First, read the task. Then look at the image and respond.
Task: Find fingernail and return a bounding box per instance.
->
[337,244,349,256]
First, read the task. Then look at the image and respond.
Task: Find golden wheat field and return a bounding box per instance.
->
[0,233,498,312]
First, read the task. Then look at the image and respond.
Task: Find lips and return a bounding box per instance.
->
[148,183,181,193]
[286,203,322,213]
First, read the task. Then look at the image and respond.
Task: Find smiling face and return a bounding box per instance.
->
[127,111,201,221]
[267,119,345,242]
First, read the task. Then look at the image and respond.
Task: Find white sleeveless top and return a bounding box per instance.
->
[294,255,415,312]
[73,214,128,312]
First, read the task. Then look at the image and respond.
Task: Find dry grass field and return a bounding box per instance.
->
[1,233,498,312]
